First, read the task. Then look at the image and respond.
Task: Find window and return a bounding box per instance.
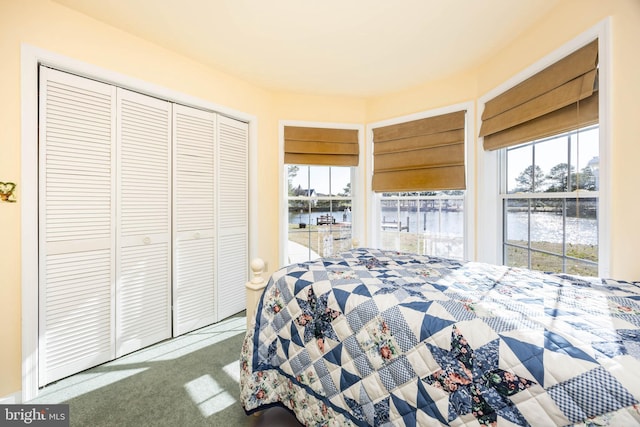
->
[378,191,464,259]
[501,125,599,275]
[282,124,360,264]
[287,165,353,263]
[478,38,602,275]
[370,108,469,259]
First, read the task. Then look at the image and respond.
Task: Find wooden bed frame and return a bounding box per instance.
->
[245,258,267,328]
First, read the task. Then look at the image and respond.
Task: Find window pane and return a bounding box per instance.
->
[288,199,317,263]
[379,230,400,251]
[504,199,528,246]
[327,221,352,255]
[312,223,351,257]
[289,199,311,225]
[566,259,598,277]
[315,197,331,216]
[379,198,403,252]
[330,167,351,196]
[531,251,563,273]
[337,201,352,223]
[309,166,329,197]
[379,194,464,260]
[401,231,420,256]
[317,223,335,257]
[502,126,599,276]
[507,144,532,193]
[286,165,354,263]
[565,198,598,262]
[538,135,569,192]
[421,233,463,259]
[572,127,599,191]
[530,198,563,254]
[288,165,309,196]
[381,199,399,225]
[505,245,528,269]
[421,198,464,259]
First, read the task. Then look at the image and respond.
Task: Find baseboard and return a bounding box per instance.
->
[0,391,22,404]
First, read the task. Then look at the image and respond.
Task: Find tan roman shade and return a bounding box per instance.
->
[481,39,598,151]
[372,110,466,192]
[284,126,359,166]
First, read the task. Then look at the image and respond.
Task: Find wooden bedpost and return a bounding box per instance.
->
[245,258,266,329]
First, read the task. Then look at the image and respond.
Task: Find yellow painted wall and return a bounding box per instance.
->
[473,0,640,281]
[0,0,365,398]
[1,0,638,400]
[366,0,640,280]
[366,69,478,124]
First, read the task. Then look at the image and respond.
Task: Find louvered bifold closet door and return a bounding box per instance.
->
[38,67,117,386]
[173,105,217,335]
[116,89,172,357]
[216,116,249,320]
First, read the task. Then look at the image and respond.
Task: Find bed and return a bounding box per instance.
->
[239,248,640,426]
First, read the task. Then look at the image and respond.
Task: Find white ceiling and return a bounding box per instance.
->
[53,0,561,97]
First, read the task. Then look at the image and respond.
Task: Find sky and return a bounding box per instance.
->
[288,165,351,196]
[506,126,599,191]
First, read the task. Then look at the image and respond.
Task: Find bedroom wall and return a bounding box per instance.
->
[2,0,638,401]
[0,0,252,398]
[473,0,640,282]
[0,0,370,400]
[365,0,640,281]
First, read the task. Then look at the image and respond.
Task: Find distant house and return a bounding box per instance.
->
[290,185,318,212]
[291,185,317,198]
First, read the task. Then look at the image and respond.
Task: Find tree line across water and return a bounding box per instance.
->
[512,162,597,193]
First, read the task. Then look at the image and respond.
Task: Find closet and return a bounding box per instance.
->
[38,67,248,386]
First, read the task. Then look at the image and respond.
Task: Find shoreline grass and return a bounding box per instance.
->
[287,225,598,276]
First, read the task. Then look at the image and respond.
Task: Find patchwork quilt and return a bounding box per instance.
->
[239,248,640,426]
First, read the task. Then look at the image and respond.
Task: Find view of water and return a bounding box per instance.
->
[506,211,597,245]
[289,210,353,225]
[380,210,464,237]
[289,210,598,245]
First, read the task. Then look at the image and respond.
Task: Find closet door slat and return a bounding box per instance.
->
[173,105,217,335]
[217,116,249,320]
[39,67,116,386]
[116,88,172,357]
[38,67,250,387]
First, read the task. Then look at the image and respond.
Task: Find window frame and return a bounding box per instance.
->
[376,191,467,260]
[285,164,355,262]
[367,102,475,261]
[499,125,600,275]
[279,120,365,267]
[478,21,611,276]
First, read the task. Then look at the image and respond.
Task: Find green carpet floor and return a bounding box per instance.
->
[30,314,258,427]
